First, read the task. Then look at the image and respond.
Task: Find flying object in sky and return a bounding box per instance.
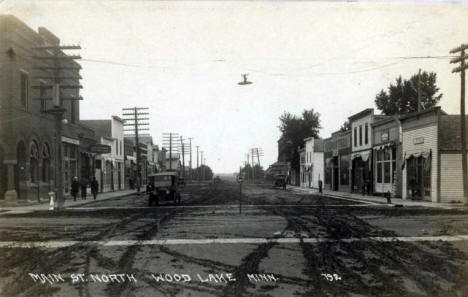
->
[238,74,252,85]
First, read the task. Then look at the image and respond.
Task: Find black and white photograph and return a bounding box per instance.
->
[0,0,468,296]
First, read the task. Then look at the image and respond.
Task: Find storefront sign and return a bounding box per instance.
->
[381,132,389,142]
[413,137,424,145]
[89,144,111,154]
[61,136,80,145]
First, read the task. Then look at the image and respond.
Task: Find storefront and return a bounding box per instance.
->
[401,108,441,202]
[351,150,372,194]
[323,130,351,192]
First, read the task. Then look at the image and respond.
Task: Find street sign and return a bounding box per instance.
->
[237,175,244,183]
[89,144,111,154]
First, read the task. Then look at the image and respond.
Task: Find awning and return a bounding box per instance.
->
[404,150,431,160]
[373,142,394,151]
[352,150,370,162]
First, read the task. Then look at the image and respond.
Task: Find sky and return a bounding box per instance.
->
[1,0,467,173]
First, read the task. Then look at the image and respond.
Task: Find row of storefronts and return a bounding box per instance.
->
[0,15,176,202]
[301,107,467,203]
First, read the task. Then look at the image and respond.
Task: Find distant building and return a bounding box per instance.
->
[323,130,351,192]
[81,116,125,192]
[300,137,324,188]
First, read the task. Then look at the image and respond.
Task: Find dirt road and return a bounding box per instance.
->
[0,181,467,297]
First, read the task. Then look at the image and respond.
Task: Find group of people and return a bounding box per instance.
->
[70,177,99,201]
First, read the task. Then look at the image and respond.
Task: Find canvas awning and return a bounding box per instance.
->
[404,150,431,160]
[351,150,370,162]
[373,142,395,151]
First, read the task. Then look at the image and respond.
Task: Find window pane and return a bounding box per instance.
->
[384,162,391,183]
[392,161,396,183]
[384,148,391,160]
[359,125,362,146]
[377,163,382,183]
[365,123,369,144]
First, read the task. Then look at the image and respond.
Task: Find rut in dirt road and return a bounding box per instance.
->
[271,205,467,297]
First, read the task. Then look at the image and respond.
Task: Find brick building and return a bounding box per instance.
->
[0,15,96,202]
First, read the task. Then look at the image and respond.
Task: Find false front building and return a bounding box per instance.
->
[401,107,468,203]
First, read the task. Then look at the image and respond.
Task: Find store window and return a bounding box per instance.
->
[376,147,394,185]
[359,125,362,146]
[30,141,39,183]
[365,123,369,144]
[354,127,357,147]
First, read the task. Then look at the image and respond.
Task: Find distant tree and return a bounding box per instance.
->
[277,108,321,172]
[340,120,351,132]
[193,165,213,180]
[240,164,264,180]
[375,71,442,115]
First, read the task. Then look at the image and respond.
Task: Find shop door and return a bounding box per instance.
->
[333,158,339,191]
[407,156,431,200]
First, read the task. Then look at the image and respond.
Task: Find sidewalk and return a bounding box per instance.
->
[288,185,465,209]
[0,189,138,215]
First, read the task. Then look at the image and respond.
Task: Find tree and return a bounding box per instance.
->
[375,71,442,115]
[193,165,213,180]
[340,120,351,132]
[277,108,321,172]
[240,164,264,180]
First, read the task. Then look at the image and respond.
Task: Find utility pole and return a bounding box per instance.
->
[162,133,179,172]
[32,44,82,209]
[180,136,185,177]
[196,145,200,180]
[450,43,468,204]
[188,137,193,180]
[200,151,204,180]
[122,107,150,194]
[417,68,422,112]
[251,149,255,180]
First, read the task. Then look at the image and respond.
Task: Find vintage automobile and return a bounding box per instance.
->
[273,174,288,190]
[147,172,182,206]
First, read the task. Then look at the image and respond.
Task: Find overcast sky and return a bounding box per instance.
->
[1,0,467,173]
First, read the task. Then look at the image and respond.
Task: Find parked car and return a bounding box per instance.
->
[147,172,182,206]
[273,174,288,190]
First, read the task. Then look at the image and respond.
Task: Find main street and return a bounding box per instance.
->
[0,180,468,297]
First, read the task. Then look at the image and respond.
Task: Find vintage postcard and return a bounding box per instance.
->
[0,0,468,296]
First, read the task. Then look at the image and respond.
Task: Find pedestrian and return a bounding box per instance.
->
[366,178,372,196]
[90,177,99,200]
[80,177,88,200]
[146,181,154,195]
[71,177,79,201]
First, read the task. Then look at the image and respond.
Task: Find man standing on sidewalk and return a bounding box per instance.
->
[80,178,88,200]
[71,177,80,201]
[90,177,99,200]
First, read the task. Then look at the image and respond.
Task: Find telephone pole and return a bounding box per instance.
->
[162,133,179,172]
[200,151,204,180]
[32,44,82,209]
[188,137,193,180]
[122,107,150,193]
[196,145,200,180]
[450,43,468,204]
[180,136,185,177]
